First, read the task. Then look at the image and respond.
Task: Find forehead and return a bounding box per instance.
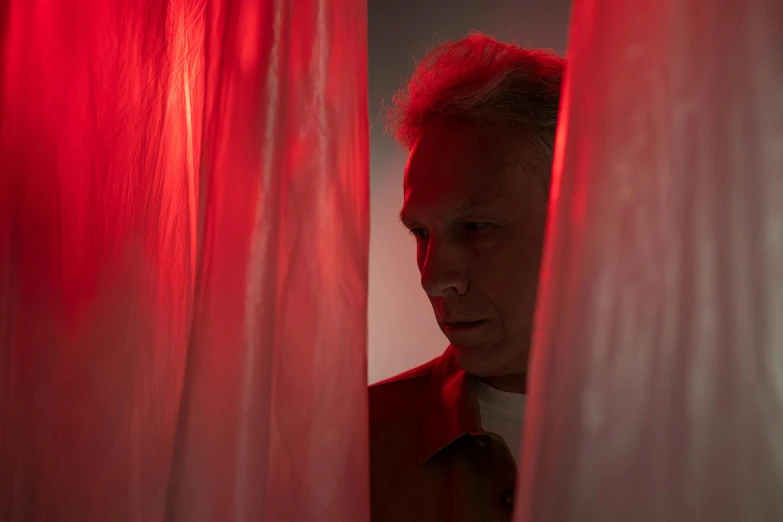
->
[402,119,547,219]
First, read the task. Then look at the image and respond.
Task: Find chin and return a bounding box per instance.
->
[452,342,523,378]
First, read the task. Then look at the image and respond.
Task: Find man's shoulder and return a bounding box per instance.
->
[368,354,441,427]
[371,356,439,389]
[368,355,443,495]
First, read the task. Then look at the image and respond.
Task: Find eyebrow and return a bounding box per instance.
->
[399,202,514,227]
[446,202,514,220]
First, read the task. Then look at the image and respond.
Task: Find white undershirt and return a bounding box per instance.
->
[472,378,526,465]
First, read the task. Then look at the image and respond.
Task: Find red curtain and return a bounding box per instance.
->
[517,0,783,520]
[0,0,369,521]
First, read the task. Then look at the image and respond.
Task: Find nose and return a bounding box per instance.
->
[420,237,468,297]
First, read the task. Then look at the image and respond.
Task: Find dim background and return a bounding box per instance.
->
[367,0,573,383]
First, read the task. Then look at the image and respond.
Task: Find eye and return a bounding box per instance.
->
[464,222,492,233]
[409,227,429,239]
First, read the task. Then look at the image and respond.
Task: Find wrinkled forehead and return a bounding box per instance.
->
[402,120,547,219]
[404,120,512,188]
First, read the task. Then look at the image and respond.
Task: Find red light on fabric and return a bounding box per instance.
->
[0,1,369,521]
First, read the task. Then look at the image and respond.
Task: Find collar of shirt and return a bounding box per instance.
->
[415,346,484,465]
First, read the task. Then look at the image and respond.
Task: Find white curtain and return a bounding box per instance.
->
[517,1,783,520]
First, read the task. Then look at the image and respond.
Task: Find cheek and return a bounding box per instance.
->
[470,240,543,315]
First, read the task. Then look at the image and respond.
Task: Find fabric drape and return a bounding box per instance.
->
[0,1,369,521]
[516,1,783,520]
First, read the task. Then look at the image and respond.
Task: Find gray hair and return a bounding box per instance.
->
[387,33,564,156]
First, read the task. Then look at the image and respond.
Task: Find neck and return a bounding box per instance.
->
[479,373,526,394]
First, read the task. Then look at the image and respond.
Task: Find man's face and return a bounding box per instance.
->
[400,118,550,380]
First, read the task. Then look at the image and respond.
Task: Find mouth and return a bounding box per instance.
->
[442,320,488,332]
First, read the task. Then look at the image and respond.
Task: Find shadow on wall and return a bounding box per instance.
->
[367,0,572,383]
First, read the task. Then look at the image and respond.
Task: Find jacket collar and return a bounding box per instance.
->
[415,346,482,465]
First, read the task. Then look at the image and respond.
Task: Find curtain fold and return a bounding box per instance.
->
[517,1,783,520]
[0,0,369,520]
[165,0,370,520]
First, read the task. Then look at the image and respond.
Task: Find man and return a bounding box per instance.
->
[369,33,564,521]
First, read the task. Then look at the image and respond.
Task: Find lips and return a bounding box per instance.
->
[442,319,487,332]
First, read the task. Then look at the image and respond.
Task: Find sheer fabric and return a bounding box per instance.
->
[517,1,783,521]
[0,1,369,521]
